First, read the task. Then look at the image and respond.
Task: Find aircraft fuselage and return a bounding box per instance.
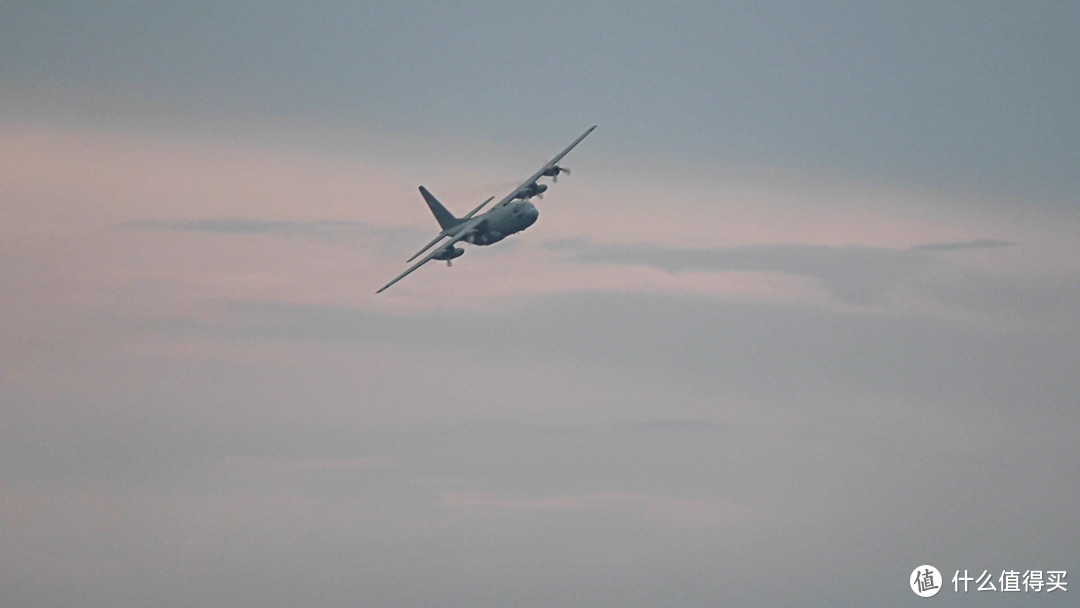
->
[465,200,539,246]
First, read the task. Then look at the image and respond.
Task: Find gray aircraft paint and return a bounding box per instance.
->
[376,126,595,293]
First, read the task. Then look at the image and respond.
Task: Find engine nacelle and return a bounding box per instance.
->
[432,246,464,261]
[516,182,548,199]
[541,165,569,179]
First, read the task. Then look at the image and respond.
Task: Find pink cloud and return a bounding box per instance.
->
[3,121,1070,324]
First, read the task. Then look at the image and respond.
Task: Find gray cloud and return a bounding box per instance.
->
[546,238,938,306]
[10,289,1076,607]
[612,419,726,434]
[544,239,1067,326]
[6,3,1080,200]
[125,218,429,257]
[912,238,1016,251]
[136,291,1080,427]
[128,218,424,241]
[135,218,362,235]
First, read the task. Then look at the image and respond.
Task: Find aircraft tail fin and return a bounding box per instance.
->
[419,186,462,230]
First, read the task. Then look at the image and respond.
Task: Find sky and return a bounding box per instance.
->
[1,2,1078,606]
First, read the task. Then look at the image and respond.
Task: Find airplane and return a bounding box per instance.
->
[376,125,596,293]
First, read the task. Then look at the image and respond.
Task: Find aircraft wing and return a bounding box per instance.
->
[376,216,483,293]
[405,233,450,264]
[493,125,597,208]
[463,195,496,220]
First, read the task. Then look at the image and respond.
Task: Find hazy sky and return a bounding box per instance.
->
[2,2,1078,607]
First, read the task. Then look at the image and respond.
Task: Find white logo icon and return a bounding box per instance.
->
[911,565,942,597]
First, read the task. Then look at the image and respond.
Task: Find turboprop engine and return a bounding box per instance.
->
[432,245,464,266]
[514,182,548,199]
[541,165,570,182]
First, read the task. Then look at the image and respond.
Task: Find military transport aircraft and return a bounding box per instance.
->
[376,126,597,293]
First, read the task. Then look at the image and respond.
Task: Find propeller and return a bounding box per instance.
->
[542,165,571,182]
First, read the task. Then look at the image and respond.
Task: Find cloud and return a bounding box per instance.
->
[542,238,1066,324]
[133,218,368,236]
[127,218,426,250]
[1,98,1076,608]
[545,238,938,306]
[612,419,726,434]
[134,289,1080,426]
[5,285,1079,608]
[911,238,1016,251]
[439,491,755,526]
